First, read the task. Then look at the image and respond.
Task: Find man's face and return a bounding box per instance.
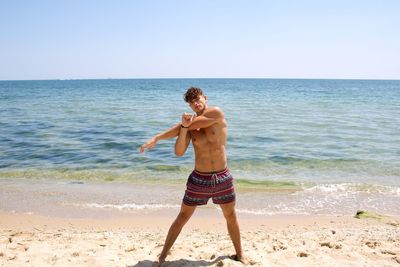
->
[188,95,207,113]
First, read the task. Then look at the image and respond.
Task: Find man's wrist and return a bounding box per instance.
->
[181,124,189,129]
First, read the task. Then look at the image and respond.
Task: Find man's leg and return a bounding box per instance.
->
[157,203,197,266]
[219,201,245,261]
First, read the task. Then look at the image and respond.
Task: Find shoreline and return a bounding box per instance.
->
[1,211,399,266]
[1,177,400,218]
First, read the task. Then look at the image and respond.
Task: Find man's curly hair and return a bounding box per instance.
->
[184,87,203,103]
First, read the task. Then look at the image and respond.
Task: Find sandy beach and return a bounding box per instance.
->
[1,210,399,267]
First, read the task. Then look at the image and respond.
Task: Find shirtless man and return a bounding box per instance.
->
[140,87,245,266]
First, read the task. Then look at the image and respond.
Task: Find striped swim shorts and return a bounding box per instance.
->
[183,168,236,206]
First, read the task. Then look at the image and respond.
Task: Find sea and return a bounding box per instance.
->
[0,79,399,217]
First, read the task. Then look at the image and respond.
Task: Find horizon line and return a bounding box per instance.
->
[1,77,400,82]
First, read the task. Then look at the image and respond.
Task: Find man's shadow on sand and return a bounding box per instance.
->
[129,255,231,267]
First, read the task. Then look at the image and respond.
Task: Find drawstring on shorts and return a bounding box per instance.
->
[211,173,219,188]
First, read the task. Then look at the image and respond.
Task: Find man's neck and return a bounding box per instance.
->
[196,105,208,116]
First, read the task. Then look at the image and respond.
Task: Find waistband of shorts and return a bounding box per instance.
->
[193,167,229,176]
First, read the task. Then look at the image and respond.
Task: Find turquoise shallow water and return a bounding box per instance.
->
[1,79,399,215]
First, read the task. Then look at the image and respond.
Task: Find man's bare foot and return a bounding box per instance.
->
[154,256,166,267]
[230,254,250,265]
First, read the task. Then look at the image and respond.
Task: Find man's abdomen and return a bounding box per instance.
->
[194,145,227,172]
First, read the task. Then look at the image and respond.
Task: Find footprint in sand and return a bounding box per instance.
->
[297,252,308,257]
[381,250,396,255]
[272,244,287,251]
[365,241,380,248]
[320,242,342,249]
[125,247,136,252]
[7,254,16,261]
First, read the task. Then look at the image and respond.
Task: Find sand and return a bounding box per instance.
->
[0,210,399,267]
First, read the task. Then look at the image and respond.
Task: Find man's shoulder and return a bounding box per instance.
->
[203,106,224,117]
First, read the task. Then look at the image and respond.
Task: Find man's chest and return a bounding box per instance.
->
[190,126,218,146]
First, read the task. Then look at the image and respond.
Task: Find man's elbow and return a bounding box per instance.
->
[174,147,185,157]
[175,150,185,157]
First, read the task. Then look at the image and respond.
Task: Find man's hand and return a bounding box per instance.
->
[181,113,195,128]
[139,136,158,153]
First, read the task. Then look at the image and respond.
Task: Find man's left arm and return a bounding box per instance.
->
[188,107,224,130]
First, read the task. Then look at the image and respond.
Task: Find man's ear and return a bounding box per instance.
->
[204,95,207,100]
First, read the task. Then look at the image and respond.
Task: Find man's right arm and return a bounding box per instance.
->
[155,123,181,141]
[139,123,180,153]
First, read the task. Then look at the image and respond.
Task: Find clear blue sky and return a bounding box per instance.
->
[1,0,399,80]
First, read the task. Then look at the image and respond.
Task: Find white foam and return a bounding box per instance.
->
[74,203,181,211]
[303,183,400,195]
[223,207,309,216]
[75,203,310,216]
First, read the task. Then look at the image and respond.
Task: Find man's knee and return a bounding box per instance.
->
[176,209,193,224]
[224,210,237,221]
[221,204,237,221]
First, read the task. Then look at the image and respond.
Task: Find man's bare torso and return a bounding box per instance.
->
[190,107,227,172]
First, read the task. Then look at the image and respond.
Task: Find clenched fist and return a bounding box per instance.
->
[181,113,195,128]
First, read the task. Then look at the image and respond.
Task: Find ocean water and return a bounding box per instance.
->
[1,79,399,216]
